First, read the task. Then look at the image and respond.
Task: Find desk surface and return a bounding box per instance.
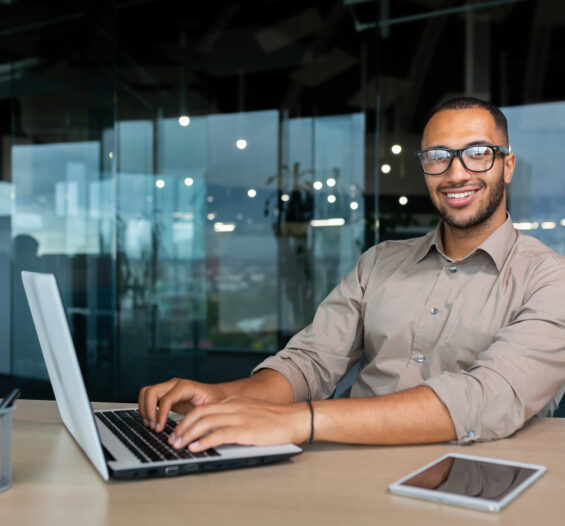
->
[4,399,565,525]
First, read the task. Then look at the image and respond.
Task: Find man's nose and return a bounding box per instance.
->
[445,154,472,182]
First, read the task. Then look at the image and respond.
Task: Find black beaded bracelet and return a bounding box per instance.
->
[306,399,314,445]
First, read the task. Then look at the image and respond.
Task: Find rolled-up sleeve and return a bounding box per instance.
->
[252,248,377,402]
[424,256,565,444]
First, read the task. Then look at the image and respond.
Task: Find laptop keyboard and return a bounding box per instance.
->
[95,409,220,463]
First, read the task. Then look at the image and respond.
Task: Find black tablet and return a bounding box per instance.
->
[388,453,546,512]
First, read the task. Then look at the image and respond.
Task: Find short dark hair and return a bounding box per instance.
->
[423,97,509,146]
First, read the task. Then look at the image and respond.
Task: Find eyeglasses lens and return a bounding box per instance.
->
[462,146,494,172]
[420,150,450,174]
[420,146,495,174]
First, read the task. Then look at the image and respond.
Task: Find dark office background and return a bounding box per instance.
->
[0,0,564,403]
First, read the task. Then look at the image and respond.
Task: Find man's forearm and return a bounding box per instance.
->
[219,369,295,404]
[163,381,457,452]
[311,385,456,444]
[222,375,456,444]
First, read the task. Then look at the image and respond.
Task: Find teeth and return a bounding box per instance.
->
[446,191,475,199]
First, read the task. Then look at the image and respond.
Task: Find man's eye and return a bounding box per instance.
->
[466,146,490,158]
[427,150,449,161]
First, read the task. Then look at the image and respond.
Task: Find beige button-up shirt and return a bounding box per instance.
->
[255,216,565,443]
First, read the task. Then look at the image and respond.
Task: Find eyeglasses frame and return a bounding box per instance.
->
[415,145,510,175]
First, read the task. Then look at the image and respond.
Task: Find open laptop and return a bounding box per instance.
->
[21,271,302,480]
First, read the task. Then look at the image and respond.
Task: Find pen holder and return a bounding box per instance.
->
[0,404,15,493]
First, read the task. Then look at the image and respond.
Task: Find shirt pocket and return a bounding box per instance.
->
[439,324,496,372]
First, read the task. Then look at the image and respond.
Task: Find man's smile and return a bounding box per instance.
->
[439,186,482,207]
[445,190,476,199]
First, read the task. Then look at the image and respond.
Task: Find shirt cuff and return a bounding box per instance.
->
[252,356,311,402]
[422,373,482,444]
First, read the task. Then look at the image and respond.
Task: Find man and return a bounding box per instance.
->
[138,97,565,453]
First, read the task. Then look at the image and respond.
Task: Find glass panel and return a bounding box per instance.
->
[12,141,102,381]
[312,114,365,307]
[0,182,14,375]
[114,108,368,398]
[504,102,565,254]
[207,110,278,349]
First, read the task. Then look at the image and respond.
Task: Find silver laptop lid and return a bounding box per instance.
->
[21,271,109,481]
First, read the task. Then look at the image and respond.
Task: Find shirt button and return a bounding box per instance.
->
[416,354,425,363]
[430,307,438,315]
[449,265,457,273]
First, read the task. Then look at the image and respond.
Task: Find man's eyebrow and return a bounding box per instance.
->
[424,140,493,150]
[465,140,492,147]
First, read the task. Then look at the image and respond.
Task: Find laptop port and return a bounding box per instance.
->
[165,466,179,476]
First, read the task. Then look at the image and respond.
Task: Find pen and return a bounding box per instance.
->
[0,388,21,410]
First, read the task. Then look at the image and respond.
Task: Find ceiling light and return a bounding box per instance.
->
[214,222,236,232]
[513,222,539,230]
[310,218,345,227]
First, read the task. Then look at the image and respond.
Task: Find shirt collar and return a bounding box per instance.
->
[414,214,517,271]
[413,228,442,264]
[477,214,517,271]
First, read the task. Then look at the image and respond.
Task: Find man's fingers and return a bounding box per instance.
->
[170,409,238,448]
[137,386,148,419]
[138,378,180,427]
[171,398,244,436]
[155,386,188,432]
[154,380,208,432]
[188,427,240,453]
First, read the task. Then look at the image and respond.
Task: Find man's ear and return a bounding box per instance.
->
[504,152,516,184]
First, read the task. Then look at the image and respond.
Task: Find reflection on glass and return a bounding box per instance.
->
[11,141,114,393]
[5,106,368,399]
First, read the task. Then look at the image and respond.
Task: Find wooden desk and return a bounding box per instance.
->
[4,400,565,525]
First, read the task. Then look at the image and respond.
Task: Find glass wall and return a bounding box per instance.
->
[114,108,367,398]
[1,0,564,401]
[1,2,115,399]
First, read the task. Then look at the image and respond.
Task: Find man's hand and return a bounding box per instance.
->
[138,375,456,449]
[138,377,226,433]
[167,396,311,452]
[138,370,295,434]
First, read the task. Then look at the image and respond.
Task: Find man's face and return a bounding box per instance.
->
[421,108,515,231]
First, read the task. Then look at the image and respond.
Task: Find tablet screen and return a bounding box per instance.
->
[398,455,538,502]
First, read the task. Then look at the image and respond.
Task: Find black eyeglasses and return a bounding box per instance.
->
[415,145,510,175]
